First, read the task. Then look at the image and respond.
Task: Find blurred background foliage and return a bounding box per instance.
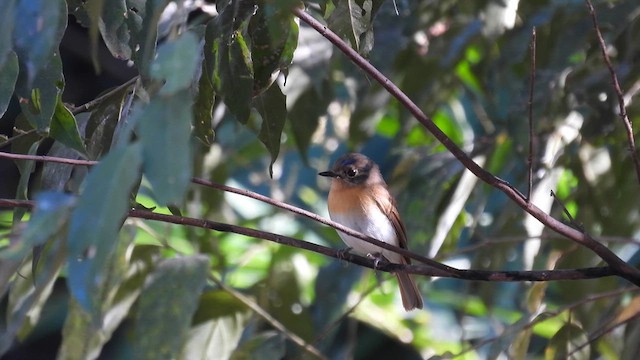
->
[1,0,640,358]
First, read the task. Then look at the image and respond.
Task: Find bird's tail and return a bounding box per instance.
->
[396,272,423,311]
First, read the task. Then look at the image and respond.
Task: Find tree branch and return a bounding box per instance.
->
[291,7,640,287]
[584,0,640,184]
[0,198,619,282]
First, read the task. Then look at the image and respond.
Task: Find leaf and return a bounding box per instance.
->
[0,235,66,355]
[50,97,88,156]
[58,225,148,360]
[85,83,134,159]
[254,84,287,177]
[545,323,590,360]
[327,0,382,55]
[150,31,200,95]
[0,192,74,261]
[16,51,64,130]
[12,0,67,85]
[136,91,193,206]
[134,0,172,78]
[0,51,18,118]
[66,143,142,315]
[230,332,285,360]
[288,80,331,160]
[182,290,250,360]
[0,0,16,66]
[205,2,256,124]
[249,1,299,95]
[132,255,210,360]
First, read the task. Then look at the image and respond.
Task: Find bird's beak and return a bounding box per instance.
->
[318,170,338,178]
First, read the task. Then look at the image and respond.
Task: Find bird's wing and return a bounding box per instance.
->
[371,187,411,265]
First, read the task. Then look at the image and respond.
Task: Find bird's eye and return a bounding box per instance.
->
[346,168,357,178]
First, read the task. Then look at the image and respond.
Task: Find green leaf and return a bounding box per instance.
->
[182,290,250,359]
[51,98,88,156]
[16,51,64,130]
[0,192,74,261]
[254,84,287,177]
[1,236,66,354]
[545,323,590,360]
[327,0,382,55]
[0,0,16,66]
[249,1,299,95]
[150,31,200,95]
[85,83,134,159]
[0,51,18,118]
[66,143,142,314]
[288,81,331,160]
[12,0,67,85]
[204,2,256,124]
[231,332,285,360]
[132,255,210,360]
[134,0,172,78]
[136,91,193,206]
[58,224,148,360]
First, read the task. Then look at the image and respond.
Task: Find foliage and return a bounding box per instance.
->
[1,0,640,359]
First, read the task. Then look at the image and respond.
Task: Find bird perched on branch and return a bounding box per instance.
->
[319,153,423,311]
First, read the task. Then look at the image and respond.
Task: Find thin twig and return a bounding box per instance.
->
[585,0,640,184]
[209,275,328,360]
[70,76,139,115]
[0,151,96,166]
[527,27,536,202]
[0,129,38,149]
[291,7,640,286]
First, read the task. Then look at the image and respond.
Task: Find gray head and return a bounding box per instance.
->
[318,153,384,186]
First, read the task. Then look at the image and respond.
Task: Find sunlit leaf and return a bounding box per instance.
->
[132,255,210,360]
[51,98,88,156]
[545,323,589,360]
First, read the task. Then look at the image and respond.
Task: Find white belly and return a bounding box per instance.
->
[330,210,402,263]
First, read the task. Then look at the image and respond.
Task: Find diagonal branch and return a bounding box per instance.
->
[584,0,640,184]
[291,7,640,287]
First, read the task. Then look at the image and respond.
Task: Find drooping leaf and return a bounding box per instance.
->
[15,51,64,130]
[134,0,172,78]
[0,0,16,66]
[0,51,18,118]
[205,1,256,124]
[136,91,193,206]
[249,0,299,95]
[230,332,285,360]
[327,0,383,55]
[254,84,287,177]
[545,323,590,360]
[150,31,200,95]
[181,290,250,359]
[66,143,142,315]
[132,255,210,360]
[289,80,332,160]
[1,235,66,355]
[50,97,88,156]
[85,82,134,159]
[12,0,67,85]
[58,225,147,360]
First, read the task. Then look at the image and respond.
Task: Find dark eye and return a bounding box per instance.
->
[346,168,357,178]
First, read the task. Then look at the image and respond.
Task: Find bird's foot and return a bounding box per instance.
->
[337,247,353,260]
[367,252,387,270]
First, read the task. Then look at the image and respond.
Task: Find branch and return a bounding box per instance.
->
[527,27,536,202]
[0,198,619,282]
[584,0,640,184]
[291,7,640,287]
[69,76,139,115]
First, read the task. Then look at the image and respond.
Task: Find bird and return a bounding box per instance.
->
[319,153,423,311]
